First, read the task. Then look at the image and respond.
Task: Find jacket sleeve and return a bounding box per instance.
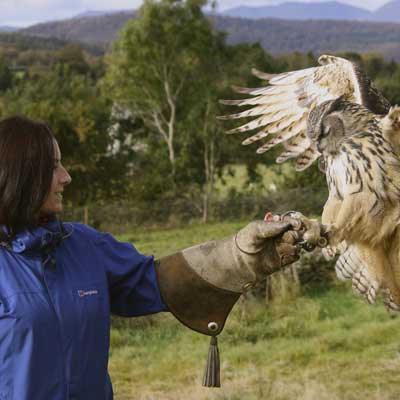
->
[95,232,167,317]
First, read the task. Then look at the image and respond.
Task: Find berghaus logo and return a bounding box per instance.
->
[78,289,98,297]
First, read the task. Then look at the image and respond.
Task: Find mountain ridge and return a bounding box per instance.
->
[222,1,371,21]
[373,0,400,22]
[2,0,399,30]
[221,0,400,23]
[73,9,131,18]
[16,12,400,61]
[0,26,20,32]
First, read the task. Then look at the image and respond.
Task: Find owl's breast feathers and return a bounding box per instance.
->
[326,128,400,244]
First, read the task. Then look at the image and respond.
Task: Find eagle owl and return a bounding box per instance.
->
[220,55,400,310]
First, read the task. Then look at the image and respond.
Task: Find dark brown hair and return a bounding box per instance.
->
[0,116,55,237]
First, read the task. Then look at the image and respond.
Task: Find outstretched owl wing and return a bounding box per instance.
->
[219,55,390,171]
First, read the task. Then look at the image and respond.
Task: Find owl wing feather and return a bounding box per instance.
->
[222,56,397,309]
[335,240,400,311]
[220,55,390,171]
[335,243,380,305]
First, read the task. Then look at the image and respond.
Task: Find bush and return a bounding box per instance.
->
[63,186,327,234]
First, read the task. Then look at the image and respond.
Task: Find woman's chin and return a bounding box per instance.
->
[40,204,63,216]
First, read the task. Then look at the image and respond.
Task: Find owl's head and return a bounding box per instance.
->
[307,97,346,155]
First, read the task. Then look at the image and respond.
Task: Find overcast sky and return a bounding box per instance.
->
[0,0,392,27]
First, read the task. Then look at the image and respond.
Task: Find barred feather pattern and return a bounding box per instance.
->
[334,241,400,312]
[221,54,400,312]
[335,244,379,305]
[326,129,400,224]
[219,55,391,169]
[320,101,400,310]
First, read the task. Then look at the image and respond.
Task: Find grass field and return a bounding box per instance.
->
[110,222,400,400]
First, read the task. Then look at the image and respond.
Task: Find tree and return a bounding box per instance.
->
[0,55,12,91]
[0,65,133,205]
[103,0,223,180]
[56,44,90,75]
[104,0,286,220]
[182,42,279,221]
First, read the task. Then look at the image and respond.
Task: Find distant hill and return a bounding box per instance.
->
[373,0,400,23]
[216,17,400,61]
[0,31,103,55]
[0,32,70,50]
[21,12,135,46]
[0,26,20,32]
[73,9,131,19]
[222,0,400,23]
[19,12,400,61]
[222,1,370,21]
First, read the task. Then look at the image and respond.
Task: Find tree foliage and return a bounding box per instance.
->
[104,0,215,176]
[0,55,12,91]
[0,5,400,222]
[0,59,133,205]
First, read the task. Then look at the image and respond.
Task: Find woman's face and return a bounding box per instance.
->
[40,140,72,215]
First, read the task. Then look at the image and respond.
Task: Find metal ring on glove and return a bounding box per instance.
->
[281,211,304,219]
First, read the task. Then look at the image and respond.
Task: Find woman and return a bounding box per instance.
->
[0,116,321,399]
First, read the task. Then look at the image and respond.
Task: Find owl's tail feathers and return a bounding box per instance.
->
[335,244,380,305]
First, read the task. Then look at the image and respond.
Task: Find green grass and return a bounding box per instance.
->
[117,220,246,257]
[214,164,292,197]
[110,222,400,400]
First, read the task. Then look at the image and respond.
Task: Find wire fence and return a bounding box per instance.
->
[62,187,326,234]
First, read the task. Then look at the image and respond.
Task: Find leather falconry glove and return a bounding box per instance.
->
[156,215,322,387]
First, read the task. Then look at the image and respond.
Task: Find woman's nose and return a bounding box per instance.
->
[60,166,72,186]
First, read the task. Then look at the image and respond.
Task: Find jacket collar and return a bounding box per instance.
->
[3,219,72,254]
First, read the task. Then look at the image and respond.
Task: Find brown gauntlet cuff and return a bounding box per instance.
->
[156,252,241,336]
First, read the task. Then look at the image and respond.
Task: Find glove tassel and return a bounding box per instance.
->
[202,336,220,387]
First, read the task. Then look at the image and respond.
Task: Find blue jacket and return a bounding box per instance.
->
[0,221,167,400]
